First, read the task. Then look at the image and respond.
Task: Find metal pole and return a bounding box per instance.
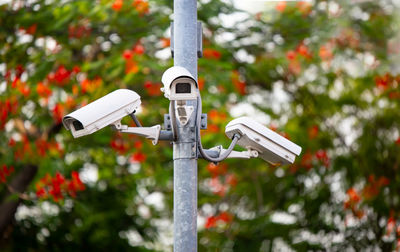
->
[173,0,198,251]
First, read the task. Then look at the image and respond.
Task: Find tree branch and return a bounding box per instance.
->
[0,164,38,240]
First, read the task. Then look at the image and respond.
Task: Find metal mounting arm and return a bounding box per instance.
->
[199,145,259,159]
[111,121,161,145]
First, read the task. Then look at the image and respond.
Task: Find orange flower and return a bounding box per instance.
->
[319,45,333,61]
[206,163,227,177]
[225,173,238,187]
[275,1,286,12]
[300,151,313,170]
[132,0,149,15]
[231,70,246,95]
[112,0,123,11]
[203,48,222,60]
[288,60,301,75]
[347,188,360,203]
[133,43,145,55]
[160,37,170,48]
[125,59,139,74]
[375,73,392,90]
[123,49,133,60]
[144,80,162,96]
[26,24,37,35]
[205,216,218,229]
[52,103,64,124]
[296,43,312,59]
[36,82,52,98]
[286,50,297,61]
[198,77,205,90]
[130,152,147,163]
[81,77,102,93]
[297,1,312,15]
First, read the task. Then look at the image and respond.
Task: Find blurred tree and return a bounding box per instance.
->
[0,0,400,251]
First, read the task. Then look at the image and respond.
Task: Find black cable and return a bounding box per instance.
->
[169,101,178,141]
[195,93,241,162]
[129,112,142,127]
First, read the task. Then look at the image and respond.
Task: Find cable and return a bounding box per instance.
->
[169,101,178,141]
[129,112,142,127]
[195,93,241,162]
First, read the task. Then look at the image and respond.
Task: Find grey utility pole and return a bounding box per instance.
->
[172,0,198,251]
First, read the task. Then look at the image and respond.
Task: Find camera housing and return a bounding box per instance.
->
[225,117,302,165]
[63,89,141,138]
[161,66,198,101]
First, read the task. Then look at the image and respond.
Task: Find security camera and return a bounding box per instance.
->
[225,117,302,165]
[63,89,141,138]
[161,66,198,101]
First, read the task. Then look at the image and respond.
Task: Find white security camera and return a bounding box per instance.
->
[63,89,141,138]
[225,117,302,165]
[161,66,198,101]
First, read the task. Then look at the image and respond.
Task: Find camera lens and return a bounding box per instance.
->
[176,83,191,93]
[73,120,84,131]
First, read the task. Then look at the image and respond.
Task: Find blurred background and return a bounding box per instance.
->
[1,0,400,251]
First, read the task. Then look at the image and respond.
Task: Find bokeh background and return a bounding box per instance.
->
[1,0,400,251]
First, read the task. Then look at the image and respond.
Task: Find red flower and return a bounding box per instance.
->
[300,151,313,170]
[0,165,14,183]
[131,152,147,163]
[48,65,71,86]
[112,0,123,11]
[68,24,91,39]
[319,45,333,61]
[204,212,233,229]
[203,48,222,60]
[123,49,134,60]
[297,1,312,15]
[133,43,145,55]
[308,125,319,139]
[275,1,286,12]
[52,103,64,124]
[125,59,139,74]
[68,171,85,197]
[288,60,301,75]
[35,138,49,157]
[225,173,238,187]
[209,177,226,197]
[315,149,330,167]
[72,65,81,73]
[198,77,205,91]
[378,176,390,186]
[132,0,149,15]
[134,141,143,149]
[160,37,170,48]
[20,24,37,35]
[286,50,297,61]
[375,73,391,90]
[296,43,312,59]
[395,137,400,145]
[36,171,85,201]
[218,211,233,223]
[205,216,218,229]
[8,138,16,147]
[386,216,396,236]
[206,163,227,177]
[347,188,360,203]
[110,136,130,154]
[36,187,47,198]
[36,82,52,98]
[144,81,162,96]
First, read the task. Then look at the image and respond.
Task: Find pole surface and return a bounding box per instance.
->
[173,0,198,252]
